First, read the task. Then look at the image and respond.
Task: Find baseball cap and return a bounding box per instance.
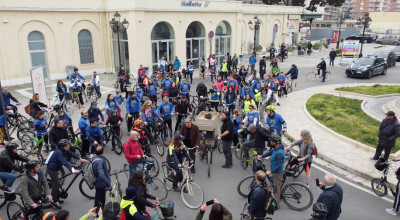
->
[174,134,185,141]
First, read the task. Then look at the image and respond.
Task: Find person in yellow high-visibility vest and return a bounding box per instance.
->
[220,60,228,81]
[254,88,263,109]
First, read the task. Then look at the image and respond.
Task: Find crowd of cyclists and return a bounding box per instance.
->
[0,53,337,220]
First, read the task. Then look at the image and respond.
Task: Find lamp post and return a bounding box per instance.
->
[357,13,372,58]
[248,15,261,54]
[336,13,346,49]
[109,11,129,71]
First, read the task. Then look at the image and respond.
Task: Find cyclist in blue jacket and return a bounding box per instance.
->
[161,75,173,95]
[88,102,105,124]
[34,111,49,153]
[179,78,191,101]
[86,118,106,147]
[105,94,121,116]
[147,78,158,106]
[157,96,175,135]
[135,86,145,104]
[141,102,162,135]
[114,90,125,106]
[251,78,262,93]
[126,93,142,132]
[241,83,255,99]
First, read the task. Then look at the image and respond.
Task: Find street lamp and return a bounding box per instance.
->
[248,15,261,54]
[109,11,129,71]
[336,13,346,49]
[357,13,372,58]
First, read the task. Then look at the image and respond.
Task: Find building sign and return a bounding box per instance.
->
[181,1,210,7]
[288,15,301,20]
[30,65,47,104]
[340,40,360,63]
[288,24,295,32]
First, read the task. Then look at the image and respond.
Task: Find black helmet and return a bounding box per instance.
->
[252,159,266,174]
[374,157,389,171]
[5,142,19,151]
[201,97,209,102]
[58,139,70,148]
[25,160,40,170]
[312,202,328,219]
[270,134,281,144]
[159,201,174,217]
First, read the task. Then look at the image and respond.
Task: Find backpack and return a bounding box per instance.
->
[312,144,318,157]
[42,212,56,220]
[256,186,277,215]
[24,104,31,114]
[196,83,207,95]
[83,158,103,189]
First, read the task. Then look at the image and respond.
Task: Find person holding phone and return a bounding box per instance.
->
[79,207,103,220]
[195,198,232,220]
[316,173,343,220]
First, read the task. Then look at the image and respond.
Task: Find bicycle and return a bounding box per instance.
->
[52,93,74,116]
[70,88,84,109]
[0,173,23,209]
[148,120,167,156]
[86,83,98,102]
[138,162,168,201]
[160,114,173,148]
[114,77,124,90]
[240,202,272,220]
[238,147,260,169]
[233,128,249,159]
[285,76,292,94]
[139,144,160,178]
[237,161,314,211]
[7,196,52,220]
[306,68,331,82]
[20,132,51,155]
[371,159,400,197]
[199,131,214,177]
[161,155,204,209]
[199,71,210,81]
[101,124,123,155]
[284,151,306,178]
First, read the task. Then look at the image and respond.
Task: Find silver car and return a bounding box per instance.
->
[376,35,400,45]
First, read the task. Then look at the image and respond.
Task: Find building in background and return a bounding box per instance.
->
[369,11,400,34]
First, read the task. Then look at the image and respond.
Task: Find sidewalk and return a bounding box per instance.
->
[278,83,400,186]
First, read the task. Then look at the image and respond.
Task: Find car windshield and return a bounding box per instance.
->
[355,58,374,65]
[373,51,388,57]
[394,47,400,52]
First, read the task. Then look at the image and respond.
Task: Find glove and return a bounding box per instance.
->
[149,195,156,200]
[152,204,157,209]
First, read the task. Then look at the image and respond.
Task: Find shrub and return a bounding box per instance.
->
[323,42,328,49]
[287,46,296,52]
[336,48,342,56]
[312,43,321,50]
[255,45,263,52]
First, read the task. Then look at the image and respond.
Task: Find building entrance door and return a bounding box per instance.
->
[152,40,174,71]
[186,38,204,68]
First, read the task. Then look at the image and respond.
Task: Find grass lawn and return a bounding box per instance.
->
[335,84,400,96]
[306,93,400,153]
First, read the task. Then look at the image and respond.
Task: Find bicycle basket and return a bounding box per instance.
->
[103,202,120,219]
[374,158,389,171]
[159,201,174,218]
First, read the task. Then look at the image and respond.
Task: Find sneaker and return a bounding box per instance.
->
[370,157,379,160]
[182,186,188,193]
[386,208,398,216]
[191,166,195,173]
[3,187,15,194]
[51,201,62,209]
[76,104,79,107]
[58,199,64,204]
[173,186,180,192]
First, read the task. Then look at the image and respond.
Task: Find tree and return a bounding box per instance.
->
[262,0,345,12]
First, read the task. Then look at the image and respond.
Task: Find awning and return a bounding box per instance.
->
[301,14,323,19]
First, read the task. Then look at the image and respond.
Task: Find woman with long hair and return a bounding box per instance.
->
[285,129,315,186]
[55,80,68,101]
[195,198,232,220]
[29,93,49,118]
[128,170,157,216]
[141,101,162,135]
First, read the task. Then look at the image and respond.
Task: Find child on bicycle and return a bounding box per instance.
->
[57,109,74,136]
[34,111,49,153]
[70,76,85,108]
[277,72,287,97]
[86,118,106,151]
[105,109,123,141]
[105,94,121,117]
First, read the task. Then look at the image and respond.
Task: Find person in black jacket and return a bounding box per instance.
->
[285,64,298,91]
[128,170,158,215]
[242,124,270,160]
[316,173,343,220]
[174,94,192,134]
[372,111,400,161]
[168,83,180,104]
[329,49,337,66]
[105,110,123,144]
[387,166,400,216]
[48,119,69,150]
[196,82,208,104]
[259,56,267,80]
[307,41,312,55]
[196,97,211,115]
[316,58,327,82]
[29,93,49,118]
[0,143,28,192]
[248,170,267,219]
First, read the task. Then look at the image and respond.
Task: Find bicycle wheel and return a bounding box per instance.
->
[24,153,44,166]
[63,100,74,115]
[306,72,315,81]
[217,140,223,153]
[146,177,168,201]
[235,142,243,160]
[156,141,165,157]
[20,134,34,153]
[7,201,24,220]
[207,150,211,177]
[371,178,387,197]
[181,182,204,209]
[148,155,160,177]
[69,147,82,166]
[161,127,171,147]
[293,164,305,178]
[0,192,6,209]
[282,182,314,211]
[287,84,292,94]
[240,202,250,220]
[79,178,95,199]
[112,135,123,155]
[237,175,254,198]
[240,148,249,169]
[325,71,332,81]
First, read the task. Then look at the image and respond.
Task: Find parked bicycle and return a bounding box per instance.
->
[199,131,214,177]
[371,158,400,197]
[86,83,98,102]
[306,68,331,82]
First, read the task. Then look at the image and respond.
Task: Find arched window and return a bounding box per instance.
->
[215,21,231,65]
[78,30,94,64]
[273,24,278,46]
[28,31,48,78]
[186,21,205,68]
[151,22,174,72]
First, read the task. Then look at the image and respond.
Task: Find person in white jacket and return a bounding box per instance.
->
[91,71,101,98]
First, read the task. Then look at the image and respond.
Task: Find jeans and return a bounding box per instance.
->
[128,158,154,176]
[329,58,335,66]
[222,140,232,166]
[394,181,400,212]
[47,168,60,202]
[210,74,216,83]
[0,172,17,187]
[94,87,101,98]
[242,140,264,160]
[168,161,183,187]
[95,187,106,209]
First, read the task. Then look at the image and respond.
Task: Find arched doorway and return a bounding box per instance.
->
[112,31,130,73]
[28,31,48,78]
[215,21,231,65]
[186,21,205,68]
[272,24,278,47]
[151,22,174,72]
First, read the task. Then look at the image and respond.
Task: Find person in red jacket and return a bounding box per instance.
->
[123,131,154,176]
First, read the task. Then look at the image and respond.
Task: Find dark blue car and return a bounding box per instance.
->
[345,57,387,79]
[394,46,400,61]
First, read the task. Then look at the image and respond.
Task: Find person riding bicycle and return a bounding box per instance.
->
[138,65,146,85]
[29,93,49,118]
[209,84,221,112]
[106,109,123,146]
[55,80,68,104]
[231,109,242,150]
[124,131,154,176]
[196,82,208,103]
[58,109,74,136]
[173,94,192,135]
[91,71,101,98]
[79,110,91,156]
[317,58,327,82]
[132,119,156,146]
[114,90,125,106]
[135,86,145,104]
[248,171,268,219]
[277,72,287,97]
[241,83,255,100]
[242,124,270,161]
[88,102,105,124]
[128,170,158,216]
[161,74,173,98]
[70,67,86,84]
[226,75,238,93]
[167,134,193,192]
[243,94,256,115]
[270,57,278,68]
[34,111,49,153]
[310,202,328,220]
[213,75,224,97]
[266,76,281,106]
[167,83,180,105]
[46,139,86,209]
[141,101,162,136]
[254,89,263,108]
[147,78,158,106]
[119,186,148,220]
[87,119,107,150]
[197,97,211,115]
[126,93,142,132]
[70,76,85,108]
[251,78,262,94]
[0,87,21,115]
[285,64,298,91]
[157,96,175,135]
[0,142,28,192]
[242,104,260,128]
[20,160,52,219]
[257,133,285,209]
[265,105,287,135]
[179,78,191,101]
[105,94,122,116]
[49,119,69,151]
[270,62,280,78]
[209,65,217,83]
[225,85,237,115]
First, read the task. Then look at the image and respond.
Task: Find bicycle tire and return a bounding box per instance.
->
[287,84,292,94]
[181,182,204,209]
[79,178,95,199]
[146,177,168,201]
[161,127,171,147]
[63,100,74,115]
[371,178,387,197]
[90,91,98,103]
[282,182,314,211]
[237,175,254,198]
[293,164,305,178]
[240,148,249,169]
[68,147,82,166]
[0,193,6,209]
[7,201,24,220]
[46,168,66,188]
[112,135,123,155]
[24,152,44,166]
[156,141,165,157]
[207,150,211,177]
[217,140,223,153]
[240,202,250,220]
[235,142,243,159]
[306,72,315,81]
[148,155,160,177]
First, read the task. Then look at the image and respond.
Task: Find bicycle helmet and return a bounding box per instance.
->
[312,202,328,219]
[270,134,281,144]
[374,157,389,171]
[136,86,141,90]
[58,139,70,148]
[266,105,275,111]
[159,201,174,217]
[25,160,40,170]
[5,142,19,151]
[134,119,143,128]
[109,109,117,115]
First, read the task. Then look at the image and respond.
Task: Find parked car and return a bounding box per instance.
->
[346,34,374,43]
[376,35,400,45]
[372,51,397,67]
[345,57,387,79]
[394,46,400,61]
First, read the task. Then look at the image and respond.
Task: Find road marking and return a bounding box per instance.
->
[313,163,393,203]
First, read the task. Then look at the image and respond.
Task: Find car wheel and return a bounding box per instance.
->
[377,41,382,44]
[367,70,372,79]
[394,42,399,46]
[382,67,387,75]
